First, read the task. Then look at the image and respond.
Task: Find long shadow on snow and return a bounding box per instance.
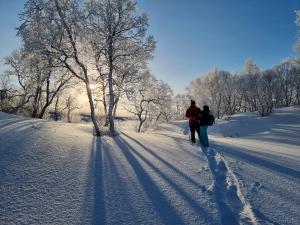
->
[212,142,300,180]
[225,140,300,161]
[0,117,26,128]
[93,137,106,224]
[210,111,300,146]
[121,132,204,189]
[103,143,140,224]
[114,135,217,225]
[0,117,43,133]
[114,136,184,225]
[251,208,280,225]
[153,132,204,159]
[0,120,44,164]
[82,137,106,224]
[245,123,300,146]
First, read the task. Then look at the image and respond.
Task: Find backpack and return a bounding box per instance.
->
[207,113,215,126]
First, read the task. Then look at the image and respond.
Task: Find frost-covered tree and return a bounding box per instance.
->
[239,59,262,112]
[173,94,192,120]
[85,0,155,135]
[3,50,34,114]
[62,94,79,123]
[90,46,150,127]
[93,65,109,125]
[4,48,72,118]
[0,74,12,112]
[292,58,300,105]
[186,56,300,119]
[203,69,230,118]
[6,0,156,136]
[152,81,174,123]
[275,60,297,107]
[260,69,278,116]
[187,78,210,107]
[126,71,159,132]
[18,0,102,135]
[244,59,260,75]
[222,74,239,117]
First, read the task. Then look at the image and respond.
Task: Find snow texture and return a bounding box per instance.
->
[0,112,217,224]
[1,106,300,225]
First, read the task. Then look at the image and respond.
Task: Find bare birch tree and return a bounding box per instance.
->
[126,71,158,132]
[18,0,101,135]
[86,0,155,135]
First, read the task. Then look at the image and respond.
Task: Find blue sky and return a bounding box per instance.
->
[1,0,300,94]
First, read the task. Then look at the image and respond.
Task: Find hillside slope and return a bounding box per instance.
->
[0,112,218,225]
[0,107,299,225]
[208,107,300,225]
[152,106,300,225]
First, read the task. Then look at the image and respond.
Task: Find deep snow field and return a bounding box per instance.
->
[0,107,299,225]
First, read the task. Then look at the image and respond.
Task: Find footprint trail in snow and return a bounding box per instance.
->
[200,146,258,225]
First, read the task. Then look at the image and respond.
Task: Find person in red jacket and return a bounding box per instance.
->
[186,100,201,143]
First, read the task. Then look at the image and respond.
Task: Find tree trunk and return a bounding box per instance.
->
[67,109,71,123]
[107,37,115,136]
[113,97,119,118]
[138,116,145,133]
[54,0,100,136]
[137,122,143,132]
[37,73,70,119]
[156,112,162,123]
[137,110,148,133]
[54,96,60,121]
[38,77,50,119]
[38,105,48,119]
[102,83,109,127]
[85,81,101,136]
[32,86,41,118]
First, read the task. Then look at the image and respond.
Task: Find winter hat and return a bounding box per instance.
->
[203,105,210,112]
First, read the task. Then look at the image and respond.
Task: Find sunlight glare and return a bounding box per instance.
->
[89,84,96,90]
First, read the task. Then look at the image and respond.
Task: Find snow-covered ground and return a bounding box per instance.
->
[208,107,300,225]
[0,107,299,225]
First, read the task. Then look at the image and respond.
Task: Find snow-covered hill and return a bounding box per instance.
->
[0,107,299,225]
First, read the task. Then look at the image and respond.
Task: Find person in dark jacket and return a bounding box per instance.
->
[186,100,201,143]
[199,105,212,147]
